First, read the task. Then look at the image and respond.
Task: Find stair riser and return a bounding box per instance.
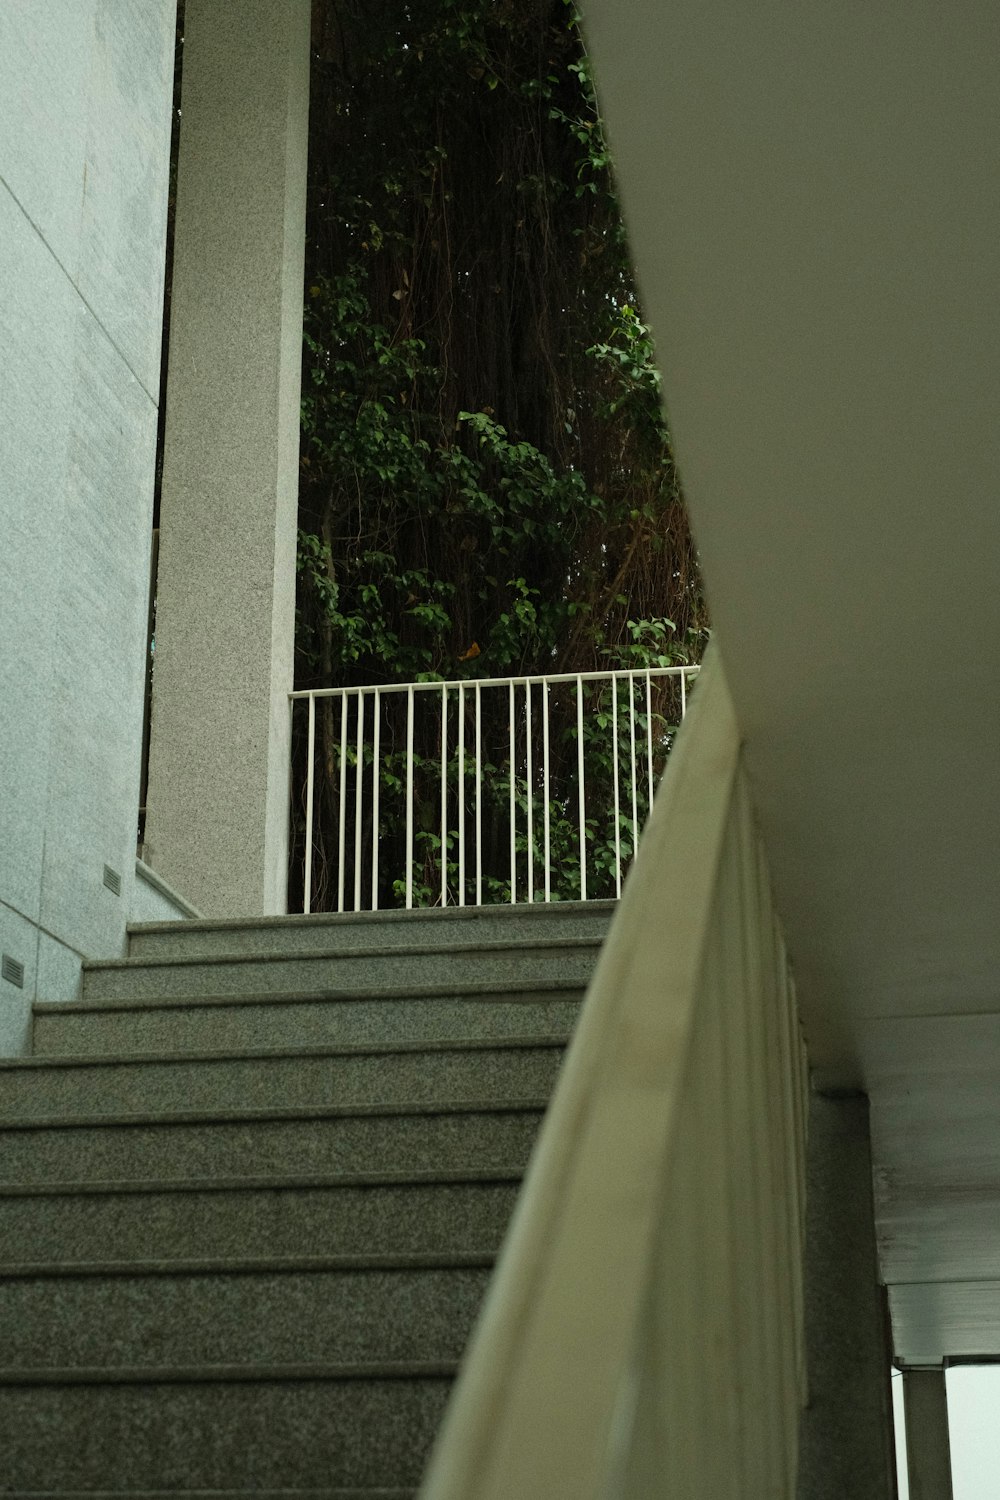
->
[0,1043,563,1120]
[0,1180,518,1263]
[128,904,616,959]
[81,944,599,1001]
[0,1265,491,1368]
[0,1377,451,1489]
[34,991,582,1057]
[0,1108,543,1186]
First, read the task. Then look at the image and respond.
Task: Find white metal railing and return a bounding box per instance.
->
[290,665,698,915]
[417,647,808,1499]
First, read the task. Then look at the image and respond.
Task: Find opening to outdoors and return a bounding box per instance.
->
[892,1364,1000,1497]
[291,0,707,912]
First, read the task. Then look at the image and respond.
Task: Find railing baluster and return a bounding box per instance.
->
[577,674,587,902]
[288,664,700,913]
[371,688,381,911]
[458,683,466,906]
[405,684,414,910]
[543,679,551,903]
[612,678,622,898]
[337,692,348,914]
[509,680,516,904]
[629,671,639,857]
[525,681,533,903]
[354,690,365,912]
[304,692,315,915]
[440,684,448,907]
[645,670,654,814]
[475,682,483,906]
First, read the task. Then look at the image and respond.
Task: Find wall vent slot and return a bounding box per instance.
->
[103,864,122,897]
[1,955,25,988]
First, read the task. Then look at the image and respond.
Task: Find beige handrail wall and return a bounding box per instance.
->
[419,646,809,1499]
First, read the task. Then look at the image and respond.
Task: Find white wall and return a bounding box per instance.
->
[0,0,177,1049]
[582,0,1000,1366]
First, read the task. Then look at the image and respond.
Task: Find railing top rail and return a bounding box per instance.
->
[417,649,806,1496]
[290,664,699,700]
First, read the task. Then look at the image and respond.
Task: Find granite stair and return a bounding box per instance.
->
[0,902,612,1498]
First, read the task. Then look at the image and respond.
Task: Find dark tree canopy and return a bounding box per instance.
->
[291,0,706,908]
[298,0,705,690]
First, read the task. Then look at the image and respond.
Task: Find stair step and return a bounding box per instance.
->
[5,904,603,1497]
[80,936,601,1001]
[0,1170,520,1262]
[0,1100,545,1184]
[34,977,583,1055]
[0,1035,566,1118]
[0,1370,452,1490]
[1,1250,493,1276]
[1,1492,415,1500]
[2,1494,414,1499]
[127,898,617,959]
[0,1492,415,1500]
[0,1260,492,1368]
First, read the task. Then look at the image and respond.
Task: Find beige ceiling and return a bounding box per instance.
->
[583,0,1000,1365]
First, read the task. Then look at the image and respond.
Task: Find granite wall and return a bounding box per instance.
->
[143,0,310,920]
[0,0,178,1049]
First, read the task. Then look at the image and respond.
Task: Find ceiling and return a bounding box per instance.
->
[583,0,1000,1365]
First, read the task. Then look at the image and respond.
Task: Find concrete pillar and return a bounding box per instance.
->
[903,1370,953,1500]
[144,0,310,916]
[797,1092,898,1499]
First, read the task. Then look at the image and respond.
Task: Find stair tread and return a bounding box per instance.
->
[35,974,585,1014]
[0,1164,523,1198]
[0,1359,459,1386]
[84,933,601,974]
[0,1250,497,1279]
[0,1096,548,1132]
[0,1379,448,1487]
[1,1031,568,1072]
[3,1481,419,1500]
[129,897,615,936]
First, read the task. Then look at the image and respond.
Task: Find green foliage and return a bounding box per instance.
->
[294,0,707,907]
[301,671,692,912]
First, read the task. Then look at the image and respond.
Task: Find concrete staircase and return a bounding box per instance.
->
[0,902,613,1498]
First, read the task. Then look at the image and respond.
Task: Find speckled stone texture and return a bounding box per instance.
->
[796,1093,897,1498]
[0,1492,415,1500]
[1,1493,415,1500]
[0,0,175,1010]
[142,0,310,918]
[0,1037,565,1118]
[0,892,608,1492]
[126,900,616,960]
[34,982,583,1056]
[0,1175,521,1263]
[0,1375,453,1490]
[0,1263,492,1367]
[0,1101,545,1185]
[79,936,601,1001]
